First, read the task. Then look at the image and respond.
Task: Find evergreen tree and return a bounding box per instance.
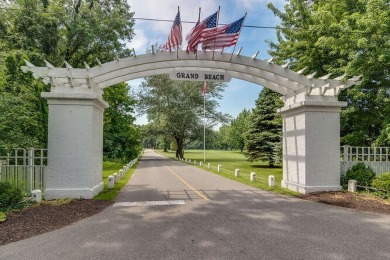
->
[244,88,283,167]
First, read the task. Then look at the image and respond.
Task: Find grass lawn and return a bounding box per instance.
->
[160,149,298,196]
[94,161,138,200]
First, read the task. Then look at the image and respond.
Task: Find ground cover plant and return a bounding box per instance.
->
[0,181,25,212]
[372,172,390,196]
[160,149,297,196]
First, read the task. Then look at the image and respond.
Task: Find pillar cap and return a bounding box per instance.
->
[41,92,109,109]
[278,100,347,115]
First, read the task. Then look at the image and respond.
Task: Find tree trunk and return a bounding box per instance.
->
[175,137,184,159]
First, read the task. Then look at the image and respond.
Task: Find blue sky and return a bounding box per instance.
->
[126,0,286,125]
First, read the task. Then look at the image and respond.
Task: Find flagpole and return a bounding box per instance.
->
[177,6,180,58]
[203,83,206,162]
[230,12,247,61]
[195,7,201,59]
[212,6,221,59]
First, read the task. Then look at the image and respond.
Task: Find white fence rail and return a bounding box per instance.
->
[340,146,390,176]
[0,148,47,194]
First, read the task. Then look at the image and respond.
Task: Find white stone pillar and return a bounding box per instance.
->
[279,100,345,194]
[42,92,108,199]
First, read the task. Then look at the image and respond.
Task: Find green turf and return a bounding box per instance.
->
[159,149,298,196]
[94,161,138,200]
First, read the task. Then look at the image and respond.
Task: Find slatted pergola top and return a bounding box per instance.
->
[21,50,361,98]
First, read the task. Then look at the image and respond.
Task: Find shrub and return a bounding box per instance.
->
[372,172,390,198]
[103,161,118,169]
[342,163,376,189]
[0,181,23,211]
[0,212,5,222]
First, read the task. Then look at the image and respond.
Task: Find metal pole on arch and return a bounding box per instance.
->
[212,6,221,60]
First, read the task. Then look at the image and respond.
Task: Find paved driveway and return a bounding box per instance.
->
[1,150,389,259]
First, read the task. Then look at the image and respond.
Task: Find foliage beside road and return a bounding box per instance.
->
[267,0,390,146]
[0,0,141,160]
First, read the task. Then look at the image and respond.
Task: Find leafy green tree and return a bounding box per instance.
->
[138,74,228,159]
[0,0,139,158]
[244,88,283,166]
[103,84,141,161]
[146,115,174,152]
[230,109,252,152]
[267,0,390,146]
[139,123,158,149]
[217,125,232,150]
[2,0,135,66]
[0,51,48,150]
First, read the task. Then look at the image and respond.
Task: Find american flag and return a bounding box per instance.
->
[201,16,245,51]
[202,81,207,96]
[162,11,182,50]
[186,11,218,53]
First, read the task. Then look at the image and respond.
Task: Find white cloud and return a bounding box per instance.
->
[128,0,219,32]
[127,29,148,53]
[238,0,286,9]
[127,78,145,88]
[226,84,244,92]
[127,0,219,52]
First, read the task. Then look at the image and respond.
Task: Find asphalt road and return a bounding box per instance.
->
[1,149,389,260]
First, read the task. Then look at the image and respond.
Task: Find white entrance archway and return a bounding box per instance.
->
[22,50,360,198]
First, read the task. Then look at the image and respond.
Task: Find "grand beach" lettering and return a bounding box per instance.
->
[170,70,231,82]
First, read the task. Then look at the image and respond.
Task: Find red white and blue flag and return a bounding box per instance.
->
[186,11,218,53]
[162,10,182,50]
[201,16,245,51]
[202,81,207,96]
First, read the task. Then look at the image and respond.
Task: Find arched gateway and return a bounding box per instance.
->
[22,50,360,199]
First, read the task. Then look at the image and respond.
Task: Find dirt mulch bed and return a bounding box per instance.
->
[0,200,112,246]
[300,191,390,215]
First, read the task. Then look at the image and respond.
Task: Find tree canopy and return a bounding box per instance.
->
[138,74,229,158]
[0,0,140,160]
[267,0,390,146]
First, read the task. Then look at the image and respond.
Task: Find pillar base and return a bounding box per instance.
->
[44,182,104,200]
[281,180,341,194]
[279,100,346,194]
[42,92,108,199]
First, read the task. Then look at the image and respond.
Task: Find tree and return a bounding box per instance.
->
[218,125,232,150]
[230,109,252,152]
[138,74,228,159]
[0,0,139,157]
[244,88,283,167]
[0,51,48,150]
[2,0,135,66]
[103,84,141,161]
[267,0,390,146]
